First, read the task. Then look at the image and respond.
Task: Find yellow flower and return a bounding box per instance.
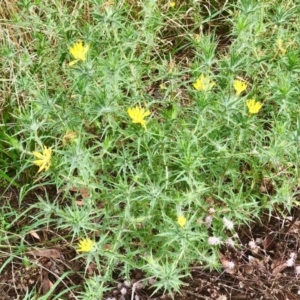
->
[127,106,151,129]
[233,79,247,96]
[69,41,89,66]
[77,238,95,252]
[246,98,262,114]
[193,74,215,92]
[177,215,187,227]
[170,1,175,8]
[32,146,52,173]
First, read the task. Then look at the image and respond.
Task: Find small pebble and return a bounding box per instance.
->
[133,282,143,290]
[124,280,131,287]
[148,278,156,285]
[120,287,127,295]
[117,283,122,289]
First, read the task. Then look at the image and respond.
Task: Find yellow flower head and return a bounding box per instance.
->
[233,79,247,96]
[128,105,151,129]
[32,146,52,173]
[77,238,95,252]
[193,74,215,92]
[177,215,187,227]
[246,98,262,114]
[170,1,175,8]
[69,40,89,66]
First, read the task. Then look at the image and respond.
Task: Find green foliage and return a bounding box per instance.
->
[1,0,300,298]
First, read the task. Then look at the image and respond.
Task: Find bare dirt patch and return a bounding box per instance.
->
[1,187,299,300]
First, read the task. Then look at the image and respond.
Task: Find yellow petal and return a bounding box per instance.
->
[143,110,151,117]
[43,147,52,156]
[32,152,44,159]
[69,60,79,66]
[33,159,43,166]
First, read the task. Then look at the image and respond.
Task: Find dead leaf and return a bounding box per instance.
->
[41,261,53,295]
[69,186,89,198]
[243,265,254,275]
[76,200,84,206]
[87,262,97,275]
[285,292,298,300]
[219,253,228,265]
[79,187,89,199]
[29,248,61,259]
[41,277,53,295]
[273,291,297,300]
[219,254,235,274]
[271,259,287,276]
[58,185,89,199]
[248,255,266,271]
[287,220,300,234]
[263,233,276,251]
[259,177,274,194]
[29,230,40,240]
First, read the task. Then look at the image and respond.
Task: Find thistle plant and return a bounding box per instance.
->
[1,0,300,299]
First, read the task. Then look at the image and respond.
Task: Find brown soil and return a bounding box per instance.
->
[0,187,300,300]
